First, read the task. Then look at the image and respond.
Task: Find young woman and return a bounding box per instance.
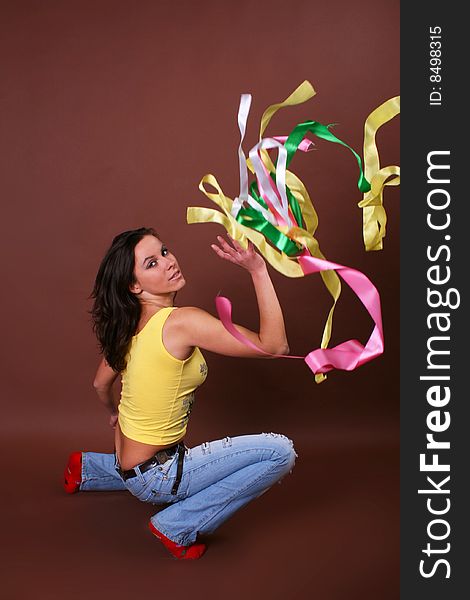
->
[64,227,297,560]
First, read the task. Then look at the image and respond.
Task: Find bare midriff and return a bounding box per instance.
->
[115,421,184,471]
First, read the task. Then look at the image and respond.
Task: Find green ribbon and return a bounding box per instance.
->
[235,203,302,256]
[285,185,304,228]
[284,120,371,194]
[249,180,268,210]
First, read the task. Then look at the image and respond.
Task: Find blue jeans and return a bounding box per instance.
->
[80,433,297,546]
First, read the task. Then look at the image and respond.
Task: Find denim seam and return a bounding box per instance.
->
[81,452,86,484]
[180,447,275,478]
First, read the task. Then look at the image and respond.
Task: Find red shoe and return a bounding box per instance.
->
[148,521,206,560]
[64,452,82,494]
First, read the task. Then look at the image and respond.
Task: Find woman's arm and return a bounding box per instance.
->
[169,236,289,358]
[93,358,120,425]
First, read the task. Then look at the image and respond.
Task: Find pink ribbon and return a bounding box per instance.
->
[215,250,384,377]
[273,136,314,153]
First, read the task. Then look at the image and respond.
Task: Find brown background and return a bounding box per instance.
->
[0,1,399,598]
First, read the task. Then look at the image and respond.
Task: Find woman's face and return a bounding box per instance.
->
[130,235,186,297]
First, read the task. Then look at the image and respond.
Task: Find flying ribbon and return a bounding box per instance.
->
[187,81,399,381]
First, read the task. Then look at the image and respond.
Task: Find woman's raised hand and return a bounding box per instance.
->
[211,235,265,274]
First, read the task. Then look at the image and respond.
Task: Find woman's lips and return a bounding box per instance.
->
[169,270,181,281]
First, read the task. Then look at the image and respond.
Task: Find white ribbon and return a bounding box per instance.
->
[249,137,294,227]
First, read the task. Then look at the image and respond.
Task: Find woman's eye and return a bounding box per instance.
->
[147,260,157,268]
[162,246,169,256]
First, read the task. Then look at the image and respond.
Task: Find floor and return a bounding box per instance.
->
[2,426,398,600]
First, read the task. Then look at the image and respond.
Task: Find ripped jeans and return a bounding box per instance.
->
[80,433,297,546]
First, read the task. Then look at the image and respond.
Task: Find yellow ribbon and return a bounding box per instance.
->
[360,96,400,250]
[188,175,304,277]
[259,80,316,139]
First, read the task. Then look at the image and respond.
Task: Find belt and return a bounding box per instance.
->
[117,442,186,495]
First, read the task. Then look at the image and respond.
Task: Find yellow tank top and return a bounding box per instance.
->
[118,306,208,445]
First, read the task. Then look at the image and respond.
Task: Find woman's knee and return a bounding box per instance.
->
[261,432,298,473]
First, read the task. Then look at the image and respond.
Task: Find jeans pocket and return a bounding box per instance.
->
[123,466,158,501]
[149,456,181,499]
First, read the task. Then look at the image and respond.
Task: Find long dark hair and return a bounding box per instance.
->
[90,227,159,372]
